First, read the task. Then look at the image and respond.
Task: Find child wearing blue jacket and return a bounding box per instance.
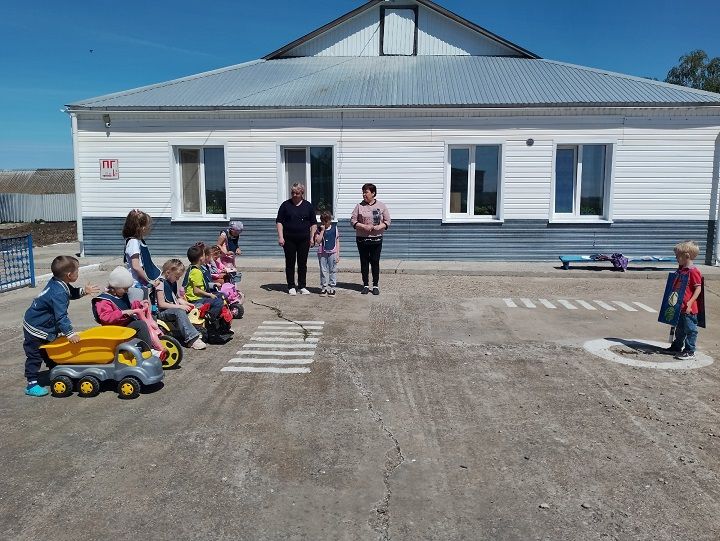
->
[22,256,99,396]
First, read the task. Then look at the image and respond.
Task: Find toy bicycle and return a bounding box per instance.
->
[41,326,164,399]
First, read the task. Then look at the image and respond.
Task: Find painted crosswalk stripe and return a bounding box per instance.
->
[229,357,314,365]
[593,300,616,311]
[538,299,556,309]
[557,300,577,310]
[613,301,638,312]
[575,300,597,311]
[255,331,323,337]
[504,298,517,308]
[261,320,325,325]
[250,336,319,343]
[633,302,657,313]
[520,298,536,308]
[257,326,324,331]
[242,343,317,349]
[238,350,315,356]
[221,366,311,374]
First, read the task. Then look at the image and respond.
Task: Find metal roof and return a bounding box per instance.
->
[0,169,75,195]
[67,56,720,111]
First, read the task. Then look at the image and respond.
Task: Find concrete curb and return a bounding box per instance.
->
[94,261,685,280]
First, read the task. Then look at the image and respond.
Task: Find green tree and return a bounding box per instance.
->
[665,50,720,93]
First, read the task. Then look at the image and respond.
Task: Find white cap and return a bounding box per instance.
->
[108,266,134,289]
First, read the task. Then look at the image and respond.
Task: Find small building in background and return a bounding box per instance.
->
[0,169,76,223]
[65,0,720,262]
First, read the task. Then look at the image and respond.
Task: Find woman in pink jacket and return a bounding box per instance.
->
[350,183,391,295]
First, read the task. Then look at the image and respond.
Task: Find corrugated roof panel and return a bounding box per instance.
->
[68,57,720,110]
[0,169,75,195]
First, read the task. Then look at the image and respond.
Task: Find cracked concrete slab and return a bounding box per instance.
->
[0,269,718,540]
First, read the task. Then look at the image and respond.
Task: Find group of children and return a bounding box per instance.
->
[22,210,245,397]
[21,207,706,397]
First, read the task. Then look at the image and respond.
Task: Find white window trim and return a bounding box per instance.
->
[170,145,229,221]
[443,142,505,223]
[549,140,616,224]
[277,143,336,213]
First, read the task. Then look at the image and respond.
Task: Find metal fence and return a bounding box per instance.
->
[0,235,35,292]
[0,193,76,222]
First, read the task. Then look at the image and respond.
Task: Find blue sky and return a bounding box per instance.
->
[1,0,718,169]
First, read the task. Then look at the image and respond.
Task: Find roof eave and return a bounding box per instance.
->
[66,102,720,113]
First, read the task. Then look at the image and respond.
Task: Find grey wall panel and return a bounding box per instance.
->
[83,218,713,263]
[0,194,76,222]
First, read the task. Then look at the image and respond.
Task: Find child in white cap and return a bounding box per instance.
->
[216,221,243,275]
[91,266,159,355]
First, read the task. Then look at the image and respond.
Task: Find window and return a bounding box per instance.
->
[554,144,610,217]
[177,147,226,216]
[283,147,333,213]
[380,7,418,56]
[447,145,501,219]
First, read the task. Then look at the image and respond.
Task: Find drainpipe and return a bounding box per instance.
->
[70,112,84,257]
[714,133,720,265]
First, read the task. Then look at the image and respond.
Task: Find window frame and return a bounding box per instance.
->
[549,140,616,224]
[444,142,505,223]
[278,143,336,215]
[171,144,229,221]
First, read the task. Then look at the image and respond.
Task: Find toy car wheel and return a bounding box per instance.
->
[231,305,244,319]
[50,375,73,398]
[117,377,141,399]
[160,334,183,369]
[78,375,101,398]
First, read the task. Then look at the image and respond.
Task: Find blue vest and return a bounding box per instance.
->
[91,292,131,324]
[322,226,338,252]
[124,238,161,282]
[224,229,239,253]
[158,277,178,304]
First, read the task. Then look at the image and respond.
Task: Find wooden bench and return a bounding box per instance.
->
[559,254,676,271]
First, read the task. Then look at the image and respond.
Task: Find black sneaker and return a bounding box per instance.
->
[361,286,370,295]
[674,351,696,360]
[662,346,681,355]
[328,288,336,297]
[372,286,380,296]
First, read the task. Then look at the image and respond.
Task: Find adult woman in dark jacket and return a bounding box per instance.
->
[276,183,317,295]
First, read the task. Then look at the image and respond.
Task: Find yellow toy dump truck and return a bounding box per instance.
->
[41,326,164,399]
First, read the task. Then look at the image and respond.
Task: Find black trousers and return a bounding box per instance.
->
[356,238,383,287]
[283,234,311,289]
[127,320,154,349]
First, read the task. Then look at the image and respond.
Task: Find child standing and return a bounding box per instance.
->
[123,209,162,303]
[91,266,160,356]
[22,256,100,396]
[184,244,223,318]
[666,241,704,360]
[156,259,206,350]
[313,211,340,297]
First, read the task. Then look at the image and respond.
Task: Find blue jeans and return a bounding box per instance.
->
[673,313,698,353]
[318,253,338,289]
[23,329,51,382]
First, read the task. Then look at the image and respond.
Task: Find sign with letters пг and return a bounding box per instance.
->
[100,159,119,180]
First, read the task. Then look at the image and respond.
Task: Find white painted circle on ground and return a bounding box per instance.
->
[583,338,714,370]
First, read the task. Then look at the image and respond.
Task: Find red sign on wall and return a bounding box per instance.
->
[100,159,119,180]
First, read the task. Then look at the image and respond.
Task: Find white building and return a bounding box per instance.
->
[66,0,720,262]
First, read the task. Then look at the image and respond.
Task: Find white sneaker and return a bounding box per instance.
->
[151,349,162,357]
[288,287,297,295]
[299,288,311,295]
[190,338,207,350]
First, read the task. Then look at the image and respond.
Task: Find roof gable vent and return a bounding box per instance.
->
[380,6,418,56]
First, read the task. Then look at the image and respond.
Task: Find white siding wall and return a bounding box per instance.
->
[416,5,518,56]
[75,110,720,222]
[284,8,380,57]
